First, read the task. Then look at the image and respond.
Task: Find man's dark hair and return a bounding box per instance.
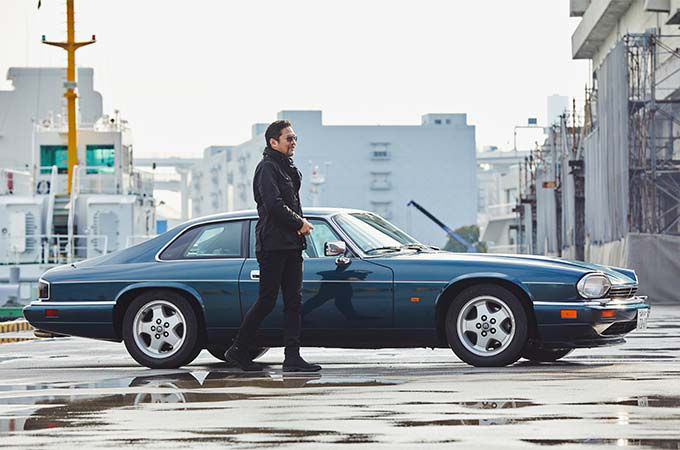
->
[265,120,292,147]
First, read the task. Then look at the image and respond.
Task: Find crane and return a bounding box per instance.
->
[407,200,476,252]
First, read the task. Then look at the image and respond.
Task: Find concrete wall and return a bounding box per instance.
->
[582,233,680,303]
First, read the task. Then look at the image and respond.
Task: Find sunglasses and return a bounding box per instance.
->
[281,135,298,143]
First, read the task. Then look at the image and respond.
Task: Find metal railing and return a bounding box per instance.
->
[34,166,154,196]
[484,203,517,217]
[0,234,108,265]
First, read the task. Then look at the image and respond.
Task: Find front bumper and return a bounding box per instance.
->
[533,296,650,348]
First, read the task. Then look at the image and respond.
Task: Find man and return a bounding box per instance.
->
[225,120,322,372]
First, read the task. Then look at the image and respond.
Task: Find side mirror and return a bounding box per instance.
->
[324,240,346,257]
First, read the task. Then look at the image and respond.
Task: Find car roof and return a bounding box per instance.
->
[181,207,369,227]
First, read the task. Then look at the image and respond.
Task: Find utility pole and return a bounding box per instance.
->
[42,0,95,194]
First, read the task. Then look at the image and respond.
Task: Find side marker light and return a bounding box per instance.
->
[410,297,420,303]
[45,310,58,318]
[601,310,616,318]
[560,310,577,319]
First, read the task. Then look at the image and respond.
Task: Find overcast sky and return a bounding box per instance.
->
[1,0,589,158]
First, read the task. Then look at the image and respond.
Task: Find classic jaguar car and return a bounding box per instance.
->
[23,208,650,369]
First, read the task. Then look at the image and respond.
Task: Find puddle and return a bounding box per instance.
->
[524,438,680,448]
[0,371,401,433]
[569,354,670,360]
[397,416,588,427]
[110,428,378,446]
[403,399,537,409]
[570,395,680,408]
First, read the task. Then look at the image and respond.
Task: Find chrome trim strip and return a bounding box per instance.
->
[524,282,574,285]
[30,301,116,307]
[533,296,648,308]
[533,301,602,307]
[49,279,241,284]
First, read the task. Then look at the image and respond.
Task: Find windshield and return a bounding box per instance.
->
[334,212,421,254]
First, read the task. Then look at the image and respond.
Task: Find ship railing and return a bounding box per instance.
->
[125,235,156,247]
[126,169,154,196]
[0,234,108,265]
[0,169,33,195]
[34,167,154,196]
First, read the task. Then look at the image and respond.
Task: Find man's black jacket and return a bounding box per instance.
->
[253,147,307,252]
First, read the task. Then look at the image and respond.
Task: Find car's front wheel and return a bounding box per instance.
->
[521,344,573,362]
[445,284,528,367]
[122,290,202,369]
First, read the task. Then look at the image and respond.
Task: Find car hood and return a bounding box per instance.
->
[378,251,637,284]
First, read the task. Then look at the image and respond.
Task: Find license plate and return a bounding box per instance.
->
[636,308,649,330]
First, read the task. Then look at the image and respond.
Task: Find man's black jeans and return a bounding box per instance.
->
[235,250,303,349]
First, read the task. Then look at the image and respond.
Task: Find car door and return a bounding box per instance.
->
[239,218,393,331]
[157,219,246,330]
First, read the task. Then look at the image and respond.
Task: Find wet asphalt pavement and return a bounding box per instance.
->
[0,306,678,449]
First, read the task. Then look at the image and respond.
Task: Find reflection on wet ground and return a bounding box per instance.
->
[525,439,680,448]
[0,306,679,447]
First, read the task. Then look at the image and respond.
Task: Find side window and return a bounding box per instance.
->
[247,219,341,258]
[160,221,244,260]
[307,219,341,258]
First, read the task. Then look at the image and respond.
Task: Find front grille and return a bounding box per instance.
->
[602,321,637,335]
[609,285,638,298]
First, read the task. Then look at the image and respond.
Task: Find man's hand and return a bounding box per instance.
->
[297,219,314,236]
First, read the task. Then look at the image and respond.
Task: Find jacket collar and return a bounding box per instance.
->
[263,146,290,163]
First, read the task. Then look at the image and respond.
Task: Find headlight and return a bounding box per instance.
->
[577,273,611,299]
[38,280,50,300]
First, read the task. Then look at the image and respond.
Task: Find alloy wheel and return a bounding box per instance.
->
[133,300,186,359]
[456,295,516,357]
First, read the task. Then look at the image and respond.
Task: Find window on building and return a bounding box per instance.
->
[445,119,451,124]
[434,119,442,124]
[370,143,391,160]
[370,172,391,190]
[40,145,68,174]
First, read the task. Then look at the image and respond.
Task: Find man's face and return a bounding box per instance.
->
[271,126,297,157]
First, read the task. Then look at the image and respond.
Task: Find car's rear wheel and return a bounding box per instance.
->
[445,284,528,367]
[123,290,202,369]
[206,345,269,364]
[521,344,573,362]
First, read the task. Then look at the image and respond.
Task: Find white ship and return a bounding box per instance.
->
[0,112,156,282]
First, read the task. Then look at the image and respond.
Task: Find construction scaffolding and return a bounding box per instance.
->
[517,31,680,302]
[626,33,680,235]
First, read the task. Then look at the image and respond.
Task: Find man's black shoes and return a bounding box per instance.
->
[224,344,265,372]
[283,348,321,372]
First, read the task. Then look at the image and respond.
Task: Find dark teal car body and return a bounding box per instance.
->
[24,208,650,368]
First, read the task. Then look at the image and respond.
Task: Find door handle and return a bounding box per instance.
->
[250,270,260,280]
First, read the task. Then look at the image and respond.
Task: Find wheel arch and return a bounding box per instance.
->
[112,282,207,341]
[434,273,537,346]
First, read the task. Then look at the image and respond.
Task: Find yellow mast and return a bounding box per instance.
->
[42,0,95,194]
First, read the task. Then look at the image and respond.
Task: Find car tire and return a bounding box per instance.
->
[122,289,203,369]
[206,345,269,365]
[521,344,573,362]
[445,284,528,367]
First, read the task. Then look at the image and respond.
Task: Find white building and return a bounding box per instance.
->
[190,110,477,247]
[0,67,103,170]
